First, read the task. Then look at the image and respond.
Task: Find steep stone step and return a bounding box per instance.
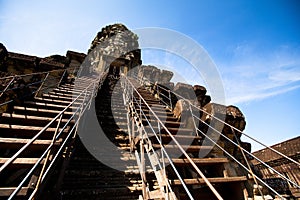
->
[0,158,44,168]
[48,90,82,97]
[0,187,29,197]
[170,176,247,185]
[13,106,74,118]
[60,188,141,200]
[0,124,69,139]
[23,101,77,111]
[0,113,72,127]
[154,120,182,128]
[134,98,160,104]
[62,176,142,186]
[171,157,229,166]
[147,133,201,140]
[42,93,85,101]
[0,78,98,199]
[59,77,142,200]
[141,113,178,121]
[135,108,174,117]
[0,137,61,150]
[133,101,163,107]
[61,83,93,88]
[53,88,84,95]
[58,86,91,92]
[34,97,79,106]
[64,163,143,174]
[144,126,194,135]
[152,143,212,153]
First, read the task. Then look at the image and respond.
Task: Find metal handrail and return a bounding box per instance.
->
[0,80,65,108]
[192,112,300,190]
[2,73,106,199]
[8,107,81,200]
[0,78,97,173]
[129,100,179,200]
[57,69,67,87]
[190,102,300,166]
[0,83,83,173]
[124,80,189,200]
[129,90,183,200]
[121,74,223,200]
[195,125,285,198]
[166,83,300,190]
[0,77,15,98]
[0,68,72,80]
[154,82,300,189]
[0,69,73,110]
[28,115,80,200]
[28,77,101,199]
[141,111,191,200]
[134,73,300,197]
[136,74,300,167]
[0,76,67,94]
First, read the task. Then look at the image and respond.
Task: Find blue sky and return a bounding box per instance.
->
[0,0,299,150]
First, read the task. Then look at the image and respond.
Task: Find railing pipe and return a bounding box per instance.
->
[192,113,300,189]
[34,72,49,97]
[57,69,67,87]
[195,126,284,199]
[122,74,223,200]
[138,75,300,167]
[0,80,95,173]
[0,76,15,98]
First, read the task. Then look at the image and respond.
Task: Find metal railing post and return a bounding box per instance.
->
[122,74,222,200]
[2,75,107,199]
[57,69,67,87]
[232,128,265,199]
[189,103,199,137]
[139,98,142,125]
[140,128,148,199]
[168,89,172,110]
[31,114,63,199]
[129,72,300,199]
[0,76,15,98]
[158,121,169,199]
[35,72,49,97]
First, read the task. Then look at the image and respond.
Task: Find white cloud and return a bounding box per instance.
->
[141,43,300,106]
[269,64,300,83]
[218,44,300,105]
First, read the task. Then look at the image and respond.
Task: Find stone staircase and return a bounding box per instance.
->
[58,141,142,200]
[57,75,143,200]
[0,77,92,199]
[129,78,249,200]
[0,73,250,199]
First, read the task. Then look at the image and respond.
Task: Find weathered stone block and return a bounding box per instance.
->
[173,82,195,99]
[0,43,8,71]
[193,85,207,96]
[160,70,173,83]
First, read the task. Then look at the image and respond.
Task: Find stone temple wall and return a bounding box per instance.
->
[251,136,300,197]
[0,43,86,113]
[0,43,85,76]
